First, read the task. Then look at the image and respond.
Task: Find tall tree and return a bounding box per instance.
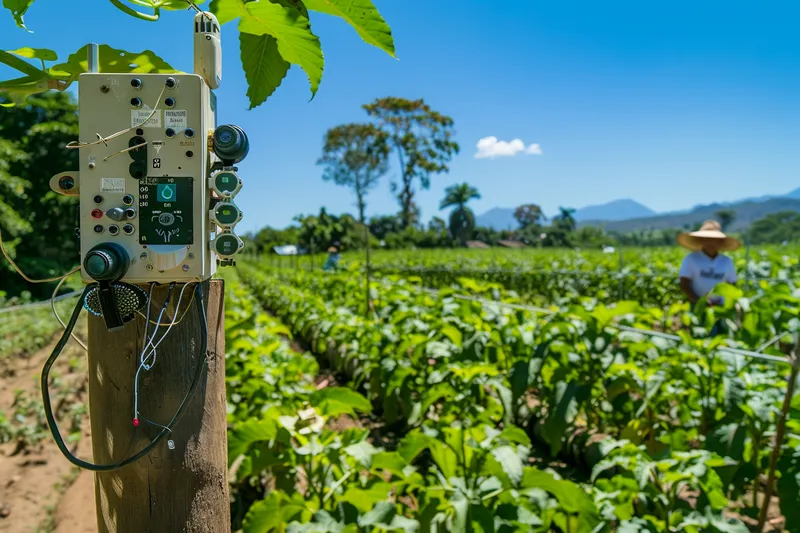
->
[715,209,736,231]
[513,203,545,229]
[440,183,481,245]
[363,97,460,229]
[318,123,389,225]
[317,123,389,315]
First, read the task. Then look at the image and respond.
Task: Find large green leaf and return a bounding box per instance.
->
[3,0,34,31]
[303,0,394,57]
[8,47,56,62]
[210,0,248,25]
[243,490,308,533]
[520,468,600,532]
[239,0,324,97]
[309,386,371,417]
[240,31,290,109]
[227,416,279,462]
[49,44,176,77]
[539,381,590,456]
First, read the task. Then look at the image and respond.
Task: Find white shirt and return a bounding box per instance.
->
[679,251,737,297]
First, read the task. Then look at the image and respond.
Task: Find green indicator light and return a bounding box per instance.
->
[215,203,239,225]
[214,172,237,194]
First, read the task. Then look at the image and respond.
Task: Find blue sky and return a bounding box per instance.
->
[3,0,800,231]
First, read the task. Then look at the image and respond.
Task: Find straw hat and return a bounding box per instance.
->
[677,220,741,252]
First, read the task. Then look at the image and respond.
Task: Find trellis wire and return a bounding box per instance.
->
[0,291,80,316]
[416,286,792,366]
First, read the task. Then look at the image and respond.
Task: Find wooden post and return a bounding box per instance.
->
[86,280,229,533]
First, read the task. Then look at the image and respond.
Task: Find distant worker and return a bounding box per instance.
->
[322,242,341,271]
[677,220,741,309]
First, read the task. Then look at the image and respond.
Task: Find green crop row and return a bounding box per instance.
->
[234,259,796,531]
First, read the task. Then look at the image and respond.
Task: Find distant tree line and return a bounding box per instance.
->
[2,95,798,299]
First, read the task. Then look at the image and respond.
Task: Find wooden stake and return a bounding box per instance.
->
[757,340,799,530]
[86,279,229,533]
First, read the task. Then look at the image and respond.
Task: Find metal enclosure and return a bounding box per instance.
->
[77,73,218,283]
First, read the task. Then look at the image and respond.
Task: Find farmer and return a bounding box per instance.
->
[677,220,741,310]
[322,242,341,271]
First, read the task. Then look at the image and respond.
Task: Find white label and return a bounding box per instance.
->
[164,110,188,130]
[131,108,161,128]
[101,178,125,193]
[152,141,164,154]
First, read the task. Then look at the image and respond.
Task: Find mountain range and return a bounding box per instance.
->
[476,187,800,232]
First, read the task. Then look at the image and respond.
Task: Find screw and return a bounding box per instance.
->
[146,264,154,271]
[100,85,109,93]
[88,162,96,169]
[187,253,195,260]
[182,265,190,272]
[140,252,148,259]
[167,440,175,450]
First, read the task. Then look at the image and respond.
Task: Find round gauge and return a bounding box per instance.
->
[211,170,242,198]
[213,202,241,227]
[214,233,242,258]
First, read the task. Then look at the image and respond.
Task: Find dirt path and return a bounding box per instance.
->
[0,320,97,533]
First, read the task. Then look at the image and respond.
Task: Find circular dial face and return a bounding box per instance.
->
[214,234,241,257]
[213,172,239,195]
[214,202,241,226]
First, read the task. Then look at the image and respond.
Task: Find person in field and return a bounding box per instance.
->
[677,220,741,309]
[322,242,341,271]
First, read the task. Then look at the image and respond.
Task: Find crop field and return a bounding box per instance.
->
[1,248,798,532]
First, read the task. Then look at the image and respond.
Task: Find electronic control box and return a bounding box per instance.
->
[76,73,218,283]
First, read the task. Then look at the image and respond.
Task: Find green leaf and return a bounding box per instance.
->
[49,44,176,78]
[439,324,463,346]
[357,501,396,527]
[539,381,590,456]
[8,47,56,61]
[521,468,601,532]
[303,0,395,57]
[239,0,324,98]
[210,0,248,25]
[240,32,290,109]
[310,387,371,417]
[3,0,34,31]
[243,490,307,533]
[490,445,525,485]
[228,416,279,462]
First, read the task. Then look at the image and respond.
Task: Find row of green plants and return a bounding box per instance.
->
[221,269,608,532]
[233,260,789,531]
[325,247,799,306]
[0,296,80,360]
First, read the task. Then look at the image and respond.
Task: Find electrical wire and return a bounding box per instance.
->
[50,274,88,351]
[135,288,196,326]
[41,282,208,471]
[0,227,80,283]
[65,85,166,150]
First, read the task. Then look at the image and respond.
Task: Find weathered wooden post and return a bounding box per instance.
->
[86,280,229,533]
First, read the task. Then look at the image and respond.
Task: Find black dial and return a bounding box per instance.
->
[83,243,130,281]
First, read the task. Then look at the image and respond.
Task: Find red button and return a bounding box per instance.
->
[91,209,103,219]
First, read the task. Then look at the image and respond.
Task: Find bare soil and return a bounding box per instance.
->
[0,321,97,533]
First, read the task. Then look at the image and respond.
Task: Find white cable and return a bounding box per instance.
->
[133,283,191,421]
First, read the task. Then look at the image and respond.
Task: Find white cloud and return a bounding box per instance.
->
[474,136,543,159]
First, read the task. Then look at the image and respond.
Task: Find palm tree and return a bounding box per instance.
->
[440,183,481,245]
[555,206,577,231]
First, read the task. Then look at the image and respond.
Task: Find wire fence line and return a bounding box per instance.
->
[0,291,80,316]
[373,264,798,288]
